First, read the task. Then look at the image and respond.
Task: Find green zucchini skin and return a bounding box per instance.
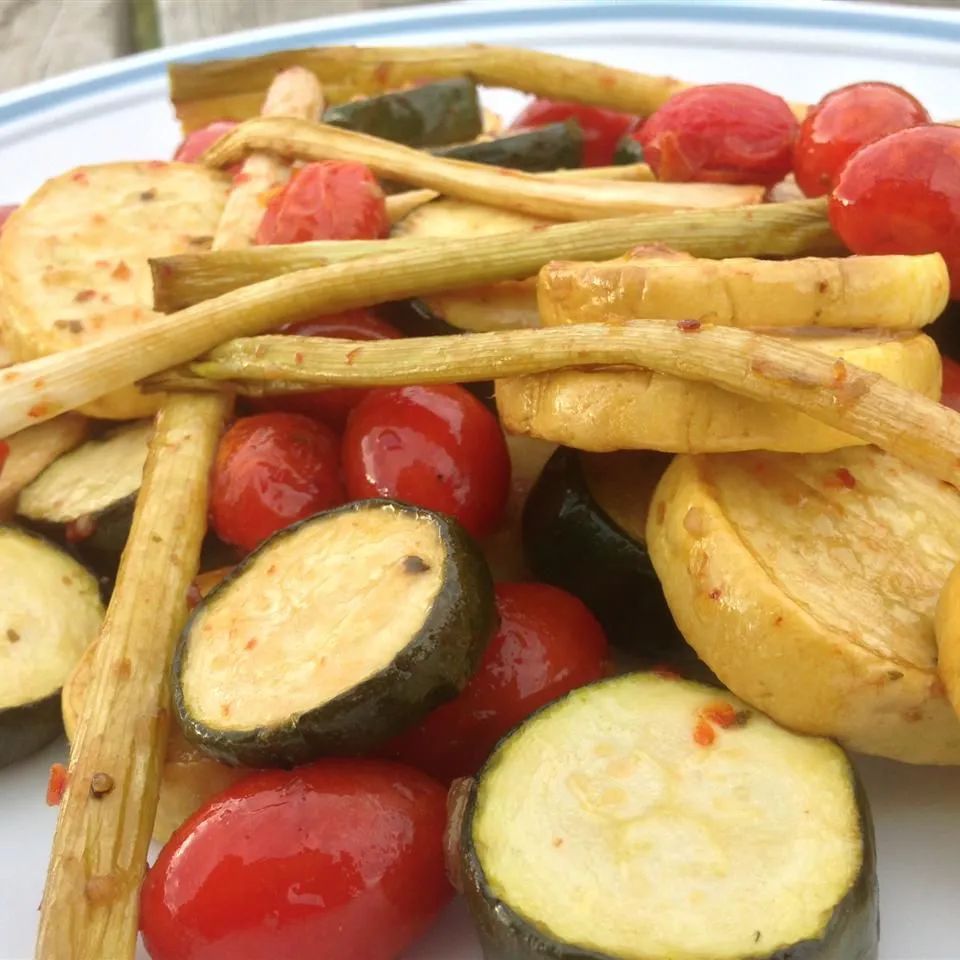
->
[613,135,645,165]
[522,448,680,659]
[433,122,584,172]
[173,499,497,768]
[459,680,879,960]
[0,692,62,769]
[322,78,482,147]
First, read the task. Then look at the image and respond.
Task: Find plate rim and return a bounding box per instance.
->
[1,0,960,125]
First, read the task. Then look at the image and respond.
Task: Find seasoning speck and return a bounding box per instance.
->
[90,772,115,799]
[677,318,702,333]
[6,628,19,643]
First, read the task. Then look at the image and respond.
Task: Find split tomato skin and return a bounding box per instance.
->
[173,121,240,164]
[386,582,610,782]
[209,413,345,554]
[794,82,929,197]
[829,124,960,298]
[342,384,511,539]
[256,161,389,244]
[246,310,403,428]
[638,83,798,185]
[140,759,452,960]
[508,98,636,166]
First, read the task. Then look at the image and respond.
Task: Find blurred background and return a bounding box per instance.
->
[0,0,950,93]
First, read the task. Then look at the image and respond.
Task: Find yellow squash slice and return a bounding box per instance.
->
[538,252,948,331]
[646,446,960,764]
[0,162,229,419]
[496,331,940,453]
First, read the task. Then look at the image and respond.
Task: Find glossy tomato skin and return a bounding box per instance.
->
[385,582,610,782]
[256,161,389,245]
[942,356,960,412]
[508,98,636,166]
[829,125,960,298]
[638,83,797,185]
[247,310,403,428]
[209,413,345,554]
[342,385,510,539]
[140,759,452,960]
[794,82,929,197]
[173,121,240,163]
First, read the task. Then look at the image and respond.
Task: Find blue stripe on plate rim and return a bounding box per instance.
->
[0,0,958,125]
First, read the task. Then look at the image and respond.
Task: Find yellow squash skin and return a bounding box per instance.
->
[645,447,960,764]
[538,252,948,331]
[0,163,229,420]
[496,332,941,453]
[935,563,960,723]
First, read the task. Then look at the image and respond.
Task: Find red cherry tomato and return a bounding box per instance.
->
[794,82,929,197]
[829,125,960,298]
[507,98,636,167]
[942,356,960,413]
[342,385,510,539]
[386,582,609,782]
[247,310,403,428]
[140,759,452,960]
[0,205,17,232]
[210,413,345,554]
[256,161,389,245]
[638,83,797,185]
[173,121,239,163]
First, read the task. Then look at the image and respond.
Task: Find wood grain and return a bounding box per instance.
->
[155,0,439,45]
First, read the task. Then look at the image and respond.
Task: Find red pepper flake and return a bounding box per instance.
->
[65,514,97,543]
[702,701,739,729]
[294,352,304,366]
[27,402,50,419]
[114,657,132,680]
[46,764,68,806]
[94,259,110,269]
[220,703,232,718]
[693,718,716,747]
[817,279,829,293]
[244,638,258,651]
[73,289,96,303]
[71,171,89,185]
[651,664,681,680]
[825,467,856,490]
[832,359,848,385]
[346,346,363,365]
[111,261,132,281]
[708,587,722,600]
[677,318,702,333]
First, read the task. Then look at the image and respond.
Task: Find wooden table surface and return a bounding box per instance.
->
[0,0,952,94]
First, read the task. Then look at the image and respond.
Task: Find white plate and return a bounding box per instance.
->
[2,1,960,957]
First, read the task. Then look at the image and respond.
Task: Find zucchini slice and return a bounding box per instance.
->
[174,499,496,767]
[322,78,482,147]
[496,331,941,453]
[648,447,960,764]
[433,121,583,171]
[522,447,680,657]
[461,674,878,960]
[0,526,103,767]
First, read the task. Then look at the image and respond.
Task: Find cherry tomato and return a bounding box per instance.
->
[256,161,389,245]
[638,83,797,185]
[0,205,17,232]
[942,356,960,413]
[247,310,403,428]
[173,121,239,164]
[829,125,960,298]
[342,384,510,539]
[140,759,452,960]
[794,82,929,197]
[508,98,636,167]
[210,413,345,554]
[386,582,609,782]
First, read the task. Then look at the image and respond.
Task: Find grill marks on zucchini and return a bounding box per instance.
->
[461,674,878,960]
[0,527,103,767]
[174,499,496,767]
